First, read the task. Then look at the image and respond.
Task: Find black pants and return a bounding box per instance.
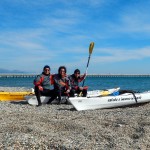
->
[34,86,54,105]
[48,89,68,104]
[70,89,87,97]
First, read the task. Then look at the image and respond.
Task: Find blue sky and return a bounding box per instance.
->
[1,0,150,74]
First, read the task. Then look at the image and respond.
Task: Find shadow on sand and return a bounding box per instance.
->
[10,100,28,105]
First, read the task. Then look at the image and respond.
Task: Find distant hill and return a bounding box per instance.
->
[0,68,26,74]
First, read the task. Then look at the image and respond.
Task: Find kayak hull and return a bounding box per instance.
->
[26,88,120,105]
[26,95,68,105]
[26,95,50,105]
[0,92,34,101]
[68,91,150,111]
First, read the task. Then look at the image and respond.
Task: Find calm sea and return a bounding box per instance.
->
[0,76,150,92]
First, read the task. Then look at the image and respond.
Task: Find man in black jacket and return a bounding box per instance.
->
[34,65,54,106]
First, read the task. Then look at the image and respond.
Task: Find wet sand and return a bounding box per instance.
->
[0,87,150,149]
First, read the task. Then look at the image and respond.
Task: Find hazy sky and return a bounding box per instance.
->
[1,0,150,74]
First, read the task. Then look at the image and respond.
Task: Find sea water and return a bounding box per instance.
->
[0,76,150,92]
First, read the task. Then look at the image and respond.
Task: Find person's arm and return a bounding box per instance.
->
[78,73,86,82]
[65,77,71,93]
[34,75,44,91]
[57,74,69,87]
[69,75,79,90]
[34,75,41,86]
[53,74,66,88]
[50,74,55,85]
[79,86,88,91]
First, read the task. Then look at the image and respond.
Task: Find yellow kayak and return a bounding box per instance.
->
[0,92,34,101]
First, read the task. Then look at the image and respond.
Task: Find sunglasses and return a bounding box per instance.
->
[44,69,50,71]
[75,72,80,74]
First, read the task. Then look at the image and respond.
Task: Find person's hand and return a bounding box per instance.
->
[83,86,88,90]
[66,89,70,93]
[59,81,66,86]
[79,86,88,90]
[79,87,84,90]
[38,86,43,91]
[83,73,87,79]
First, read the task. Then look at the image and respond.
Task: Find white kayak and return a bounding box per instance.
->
[68,91,150,111]
[26,95,68,105]
[26,95,49,105]
[87,87,120,97]
[26,87,120,105]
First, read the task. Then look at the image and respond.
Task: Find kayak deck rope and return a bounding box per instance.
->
[119,90,138,103]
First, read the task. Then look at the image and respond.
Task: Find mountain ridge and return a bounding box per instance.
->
[0,68,26,73]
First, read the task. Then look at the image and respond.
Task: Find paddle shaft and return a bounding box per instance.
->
[82,53,91,87]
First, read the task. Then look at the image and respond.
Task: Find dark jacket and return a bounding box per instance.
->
[69,74,85,90]
[53,74,71,92]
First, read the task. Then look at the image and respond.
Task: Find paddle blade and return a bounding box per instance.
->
[89,42,94,54]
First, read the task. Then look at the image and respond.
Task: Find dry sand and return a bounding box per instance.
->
[0,87,150,150]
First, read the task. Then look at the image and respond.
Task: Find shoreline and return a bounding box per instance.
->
[1,74,150,78]
[0,87,150,149]
[0,86,32,92]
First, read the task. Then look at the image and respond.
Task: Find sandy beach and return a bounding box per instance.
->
[0,87,150,149]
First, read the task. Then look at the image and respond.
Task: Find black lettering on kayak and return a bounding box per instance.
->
[108,96,142,102]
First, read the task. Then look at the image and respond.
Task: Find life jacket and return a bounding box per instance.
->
[53,74,71,91]
[34,73,54,88]
[69,74,85,90]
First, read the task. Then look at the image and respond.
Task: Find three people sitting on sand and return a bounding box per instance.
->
[34,65,88,106]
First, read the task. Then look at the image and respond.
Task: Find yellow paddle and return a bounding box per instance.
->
[79,42,94,97]
[82,42,94,87]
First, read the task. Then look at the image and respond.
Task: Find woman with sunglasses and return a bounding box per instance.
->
[69,69,88,97]
[34,65,54,106]
[47,66,71,104]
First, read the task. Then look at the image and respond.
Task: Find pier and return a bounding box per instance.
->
[0,74,150,78]
[0,74,37,78]
[87,74,150,77]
